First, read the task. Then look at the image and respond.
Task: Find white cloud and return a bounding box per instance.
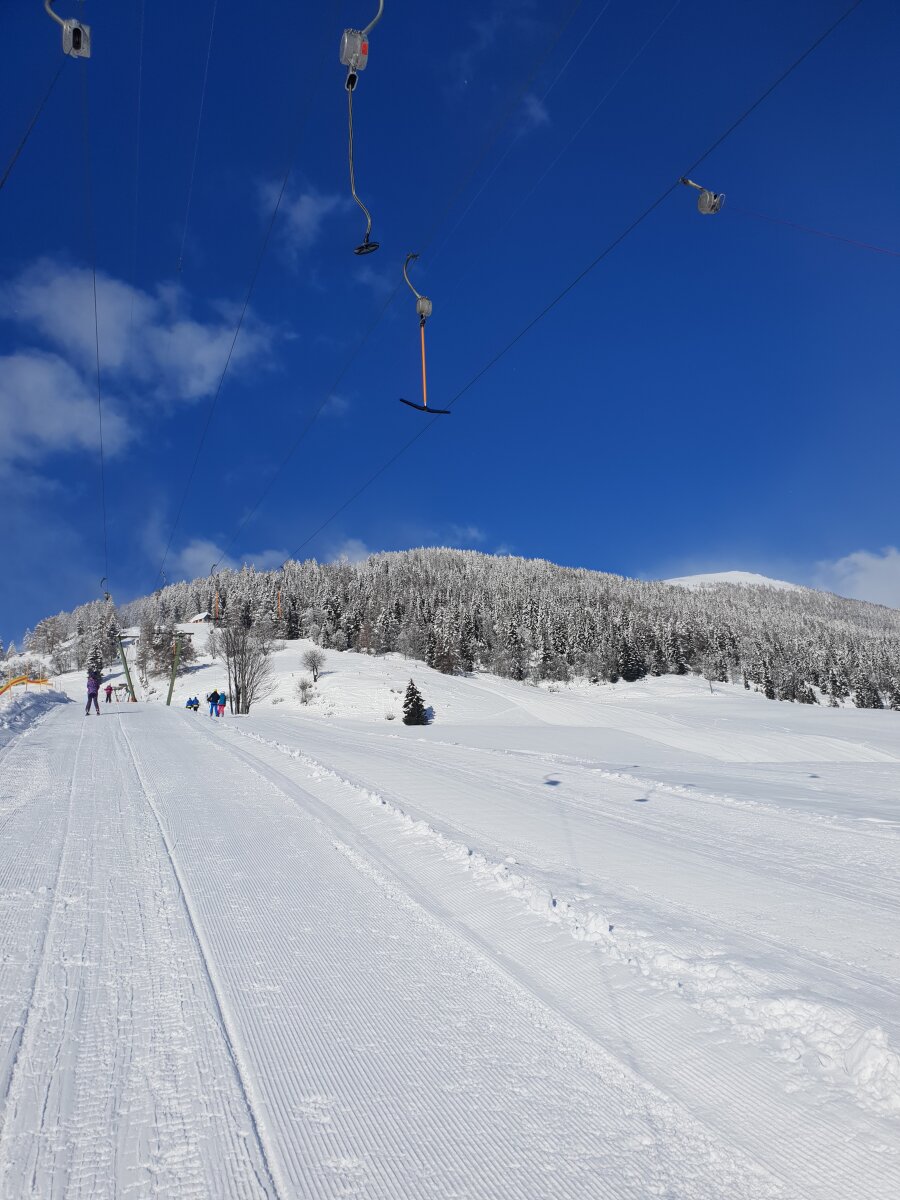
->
[322,393,350,418]
[448,2,539,92]
[242,548,288,572]
[0,260,274,404]
[329,538,371,565]
[520,93,550,131]
[351,260,395,299]
[260,182,349,260]
[814,547,900,609]
[171,538,287,581]
[0,351,131,468]
[174,538,235,580]
[448,523,486,544]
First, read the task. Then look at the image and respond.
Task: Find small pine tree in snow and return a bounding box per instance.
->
[402,679,428,726]
[762,662,776,700]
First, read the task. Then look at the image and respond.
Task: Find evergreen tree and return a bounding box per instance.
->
[85,638,104,677]
[853,676,883,709]
[762,661,776,700]
[402,679,428,725]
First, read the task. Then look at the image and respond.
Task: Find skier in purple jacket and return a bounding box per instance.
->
[85,671,101,716]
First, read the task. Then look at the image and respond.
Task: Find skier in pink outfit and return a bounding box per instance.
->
[217,692,227,717]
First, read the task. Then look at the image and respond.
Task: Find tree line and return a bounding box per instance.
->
[26,549,900,709]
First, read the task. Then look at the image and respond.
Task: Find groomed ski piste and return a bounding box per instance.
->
[1,626,899,1199]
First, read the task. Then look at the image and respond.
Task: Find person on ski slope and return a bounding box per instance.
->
[207,689,219,717]
[190,697,200,711]
[217,692,227,717]
[104,683,113,703]
[85,671,101,716]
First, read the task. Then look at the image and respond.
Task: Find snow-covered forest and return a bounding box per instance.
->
[24,549,900,709]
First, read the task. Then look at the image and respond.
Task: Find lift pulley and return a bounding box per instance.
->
[399,254,449,415]
[340,2,384,255]
[44,0,91,58]
[680,177,724,214]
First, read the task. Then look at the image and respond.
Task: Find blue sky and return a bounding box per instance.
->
[2,0,899,643]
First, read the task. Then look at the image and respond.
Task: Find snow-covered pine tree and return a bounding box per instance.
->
[85,638,104,677]
[853,675,883,709]
[402,679,428,726]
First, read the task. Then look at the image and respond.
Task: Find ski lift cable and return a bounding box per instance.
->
[0,61,65,194]
[153,0,342,589]
[207,3,594,570]
[417,0,586,261]
[728,204,900,260]
[80,58,110,587]
[128,0,146,345]
[428,0,619,266]
[177,0,220,274]
[280,0,867,565]
[496,0,685,244]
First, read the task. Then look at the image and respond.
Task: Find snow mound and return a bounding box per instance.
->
[0,688,69,750]
[665,571,804,591]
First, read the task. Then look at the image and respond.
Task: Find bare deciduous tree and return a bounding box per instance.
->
[302,648,325,682]
[210,620,275,714]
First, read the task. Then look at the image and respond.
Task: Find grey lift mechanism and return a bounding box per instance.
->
[44,0,91,58]
[399,254,449,415]
[340,2,384,254]
[680,177,724,214]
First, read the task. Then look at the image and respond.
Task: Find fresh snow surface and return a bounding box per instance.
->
[665,570,805,591]
[3,640,900,1198]
[0,687,69,752]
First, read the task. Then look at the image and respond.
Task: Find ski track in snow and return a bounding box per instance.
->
[1,679,899,1198]
[188,718,899,1200]
[0,712,276,1198]
[221,723,900,1121]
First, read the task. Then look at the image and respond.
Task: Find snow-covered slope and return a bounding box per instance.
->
[0,686,69,752]
[665,569,805,591]
[4,644,899,1197]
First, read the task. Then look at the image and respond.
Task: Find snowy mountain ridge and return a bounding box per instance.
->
[665,570,805,592]
[25,548,900,709]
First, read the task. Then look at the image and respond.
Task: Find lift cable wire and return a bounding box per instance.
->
[0,61,64,194]
[80,62,110,585]
[417,0,585,261]
[177,0,219,274]
[277,0,866,568]
[429,0,619,265]
[128,0,146,343]
[153,0,341,589]
[501,0,685,242]
[728,204,900,260]
[207,2,590,573]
